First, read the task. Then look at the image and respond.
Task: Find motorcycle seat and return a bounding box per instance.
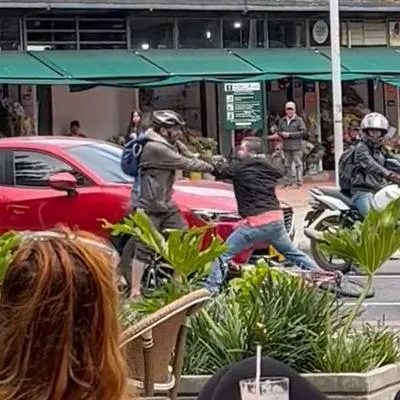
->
[316,187,353,207]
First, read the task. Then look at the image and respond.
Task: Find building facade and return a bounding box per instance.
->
[0,0,400,153]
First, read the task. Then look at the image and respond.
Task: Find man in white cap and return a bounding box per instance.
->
[278,101,307,188]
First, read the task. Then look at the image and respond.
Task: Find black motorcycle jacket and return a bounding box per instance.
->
[213,155,284,218]
[351,141,393,194]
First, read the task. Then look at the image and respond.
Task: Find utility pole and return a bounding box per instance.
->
[329,0,343,185]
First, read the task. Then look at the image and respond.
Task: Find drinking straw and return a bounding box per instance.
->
[256,345,262,399]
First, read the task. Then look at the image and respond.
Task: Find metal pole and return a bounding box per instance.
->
[329,0,343,186]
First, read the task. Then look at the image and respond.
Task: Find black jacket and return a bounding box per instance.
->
[214,155,284,218]
[351,141,395,194]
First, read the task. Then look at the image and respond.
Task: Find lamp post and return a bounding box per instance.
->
[329,0,343,185]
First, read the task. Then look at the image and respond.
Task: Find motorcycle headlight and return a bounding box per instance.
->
[191,209,242,223]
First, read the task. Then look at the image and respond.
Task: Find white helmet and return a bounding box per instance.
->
[360,112,390,148]
[371,184,400,212]
[151,110,186,129]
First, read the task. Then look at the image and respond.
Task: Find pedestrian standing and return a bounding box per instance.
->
[278,101,307,188]
[125,109,142,143]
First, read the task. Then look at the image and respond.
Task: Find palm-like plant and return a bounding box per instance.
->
[103,211,227,314]
[320,196,400,338]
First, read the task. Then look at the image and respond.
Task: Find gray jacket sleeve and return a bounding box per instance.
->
[355,144,392,179]
[287,118,306,139]
[175,140,196,158]
[151,142,214,173]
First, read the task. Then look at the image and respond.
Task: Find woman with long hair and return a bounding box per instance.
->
[125,109,142,143]
[0,227,127,400]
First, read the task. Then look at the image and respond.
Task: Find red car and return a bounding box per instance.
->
[0,136,294,264]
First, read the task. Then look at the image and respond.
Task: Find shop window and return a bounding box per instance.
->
[26,17,77,50]
[0,19,20,50]
[130,18,174,50]
[342,21,387,47]
[223,19,264,48]
[178,19,220,48]
[268,20,306,48]
[78,18,127,49]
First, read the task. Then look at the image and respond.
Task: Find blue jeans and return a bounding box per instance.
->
[205,220,318,293]
[351,191,373,217]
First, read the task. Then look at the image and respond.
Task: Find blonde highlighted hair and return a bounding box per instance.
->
[0,227,127,400]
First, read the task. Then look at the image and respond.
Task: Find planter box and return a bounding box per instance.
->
[177,364,400,400]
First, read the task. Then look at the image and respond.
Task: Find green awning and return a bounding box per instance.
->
[30,50,168,79]
[298,73,376,81]
[319,48,400,74]
[0,51,66,81]
[380,75,400,87]
[136,49,262,77]
[232,48,333,74]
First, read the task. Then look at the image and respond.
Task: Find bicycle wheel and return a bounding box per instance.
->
[321,276,375,299]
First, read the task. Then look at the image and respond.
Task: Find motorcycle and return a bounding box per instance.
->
[304,182,400,273]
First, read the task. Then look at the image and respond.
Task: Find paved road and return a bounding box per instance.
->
[293,206,400,327]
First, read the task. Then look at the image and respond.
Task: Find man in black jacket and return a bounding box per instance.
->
[349,112,400,216]
[205,137,319,293]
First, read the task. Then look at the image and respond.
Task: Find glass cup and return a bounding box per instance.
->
[239,377,289,400]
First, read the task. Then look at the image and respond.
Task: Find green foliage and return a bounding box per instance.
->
[0,231,20,283]
[183,263,350,374]
[320,197,400,343]
[103,210,226,315]
[320,196,400,277]
[312,324,400,373]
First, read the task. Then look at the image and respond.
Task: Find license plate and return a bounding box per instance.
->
[268,245,285,261]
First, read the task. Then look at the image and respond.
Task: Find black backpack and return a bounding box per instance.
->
[338,142,360,194]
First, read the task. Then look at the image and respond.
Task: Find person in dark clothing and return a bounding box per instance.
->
[124,109,142,143]
[198,356,328,400]
[68,120,86,137]
[205,137,319,293]
[277,101,307,188]
[129,110,214,299]
[349,112,400,216]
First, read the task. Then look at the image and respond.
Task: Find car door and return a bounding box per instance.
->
[0,149,112,236]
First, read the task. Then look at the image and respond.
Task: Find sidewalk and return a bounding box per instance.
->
[277,177,335,209]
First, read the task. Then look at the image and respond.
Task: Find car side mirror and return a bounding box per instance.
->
[49,172,77,196]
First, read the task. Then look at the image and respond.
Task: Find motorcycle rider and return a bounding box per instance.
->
[205,136,322,294]
[348,112,400,217]
[128,110,214,299]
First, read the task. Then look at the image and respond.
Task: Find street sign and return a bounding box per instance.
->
[223,82,264,130]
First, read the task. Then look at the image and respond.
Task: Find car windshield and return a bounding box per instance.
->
[66,143,133,184]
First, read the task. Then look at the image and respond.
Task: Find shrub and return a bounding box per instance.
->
[183,264,350,374]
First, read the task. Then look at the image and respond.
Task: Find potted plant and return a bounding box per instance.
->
[103,210,226,316]
[177,198,400,399]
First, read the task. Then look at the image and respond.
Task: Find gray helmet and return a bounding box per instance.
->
[151,110,186,129]
[360,112,390,148]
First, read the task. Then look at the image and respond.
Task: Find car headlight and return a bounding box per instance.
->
[191,209,242,223]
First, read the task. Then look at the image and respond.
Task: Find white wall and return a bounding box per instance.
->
[51,86,134,140]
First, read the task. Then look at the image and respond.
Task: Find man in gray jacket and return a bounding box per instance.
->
[130,110,214,299]
[278,101,307,188]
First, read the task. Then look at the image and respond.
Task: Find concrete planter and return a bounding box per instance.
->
[177,364,400,400]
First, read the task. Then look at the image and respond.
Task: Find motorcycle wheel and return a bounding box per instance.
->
[320,276,375,299]
[310,215,352,274]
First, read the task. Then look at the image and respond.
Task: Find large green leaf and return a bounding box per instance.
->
[0,232,20,283]
[320,197,400,277]
[103,210,227,314]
